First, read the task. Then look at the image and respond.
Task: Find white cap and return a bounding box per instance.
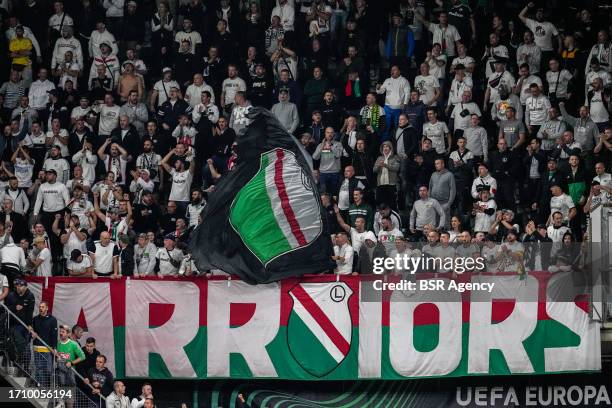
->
[363,231,377,243]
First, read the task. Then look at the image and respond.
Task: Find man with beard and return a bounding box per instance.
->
[136,139,162,186]
[248,63,273,109]
[377,216,404,254]
[97,139,129,186]
[30,301,58,387]
[186,189,205,229]
[495,229,525,274]
[161,149,195,211]
[43,145,70,184]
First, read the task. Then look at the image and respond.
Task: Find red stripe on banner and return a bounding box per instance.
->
[535,273,550,320]
[199,280,207,326]
[346,278,359,326]
[382,300,390,327]
[413,303,439,326]
[110,279,126,327]
[292,284,350,356]
[42,280,55,313]
[274,149,307,246]
[280,279,298,326]
[462,301,470,324]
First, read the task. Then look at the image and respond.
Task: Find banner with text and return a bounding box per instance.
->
[26,273,601,380]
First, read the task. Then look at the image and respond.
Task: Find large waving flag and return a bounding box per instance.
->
[190,107,334,284]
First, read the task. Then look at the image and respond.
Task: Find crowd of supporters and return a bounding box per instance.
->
[0,0,609,280]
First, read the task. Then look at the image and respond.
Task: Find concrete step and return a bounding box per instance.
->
[13,376,26,387]
[36,398,50,407]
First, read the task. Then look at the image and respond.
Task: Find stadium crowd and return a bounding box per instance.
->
[0,0,608,281]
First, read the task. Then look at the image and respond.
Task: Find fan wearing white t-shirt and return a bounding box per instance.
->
[519,5,560,53]
[31,236,52,277]
[414,63,441,107]
[334,206,371,255]
[332,232,354,275]
[161,148,195,206]
[415,10,461,57]
[87,231,120,277]
[422,109,451,155]
[67,249,94,277]
[150,70,180,111]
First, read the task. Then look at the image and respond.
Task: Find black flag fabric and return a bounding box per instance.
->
[190,107,334,284]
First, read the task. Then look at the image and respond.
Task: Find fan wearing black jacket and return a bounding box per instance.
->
[132,192,161,234]
[5,279,35,364]
[319,91,345,131]
[341,133,375,192]
[110,116,140,161]
[85,355,114,398]
[488,138,519,212]
[536,158,567,224]
[30,301,58,387]
[521,138,548,217]
[522,221,553,271]
[393,114,420,209]
[248,64,273,109]
[68,118,94,156]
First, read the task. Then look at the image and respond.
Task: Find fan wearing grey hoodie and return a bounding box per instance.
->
[270,89,299,134]
[428,158,456,229]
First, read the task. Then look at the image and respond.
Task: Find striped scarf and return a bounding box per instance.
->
[362,104,381,131]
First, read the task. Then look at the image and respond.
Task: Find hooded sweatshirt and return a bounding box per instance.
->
[271,100,299,134]
[373,141,400,185]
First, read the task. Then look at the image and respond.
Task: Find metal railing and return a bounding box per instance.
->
[0,302,105,408]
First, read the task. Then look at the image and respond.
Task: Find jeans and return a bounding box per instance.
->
[319,172,340,196]
[56,361,75,387]
[34,350,53,387]
[383,106,402,141]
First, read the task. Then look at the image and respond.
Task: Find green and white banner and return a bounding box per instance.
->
[26,272,601,380]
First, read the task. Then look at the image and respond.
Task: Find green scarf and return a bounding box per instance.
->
[362,104,381,131]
